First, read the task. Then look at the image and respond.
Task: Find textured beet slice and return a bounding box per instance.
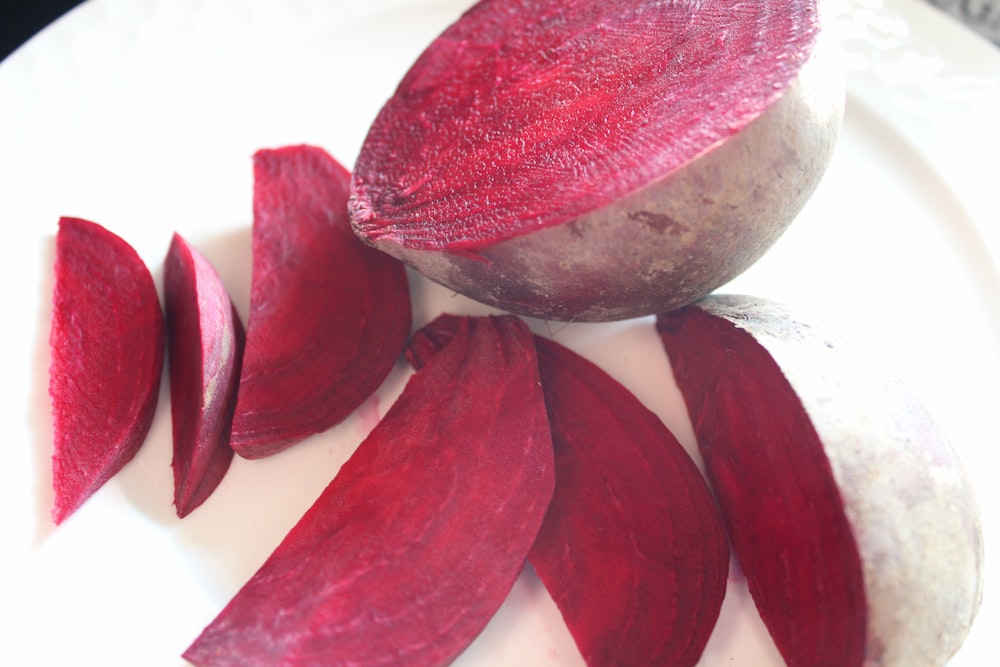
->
[530,336,728,666]
[164,233,243,518]
[184,314,554,667]
[657,301,866,666]
[408,317,729,666]
[231,144,411,458]
[48,217,165,525]
[656,295,984,667]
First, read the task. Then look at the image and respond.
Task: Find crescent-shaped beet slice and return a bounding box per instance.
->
[48,217,165,525]
[230,144,411,459]
[530,336,728,666]
[164,233,244,518]
[407,316,729,666]
[183,314,554,667]
[657,300,865,666]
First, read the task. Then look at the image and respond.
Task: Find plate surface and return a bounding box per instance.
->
[1,0,997,665]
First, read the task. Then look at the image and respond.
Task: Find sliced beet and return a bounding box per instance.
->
[350,0,841,321]
[183,314,554,666]
[656,295,984,667]
[164,233,243,518]
[530,335,728,666]
[231,144,411,459]
[48,217,165,525]
[408,316,728,666]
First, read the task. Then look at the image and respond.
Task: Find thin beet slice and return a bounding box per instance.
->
[164,233,243,518]
[48,217,165,525]
[656,301,866,666]
[530,336,728,666]
[184,314,554,667]
[231,144,411,458]
[409,317,729,666]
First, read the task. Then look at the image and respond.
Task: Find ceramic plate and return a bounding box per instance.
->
[1,0,996,664]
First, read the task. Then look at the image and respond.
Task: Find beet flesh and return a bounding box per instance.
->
[530,335,728,666]
[656,295,984,667]
[231,145,411,458]
[48,217,165,525]
[184,314,554,666]
[164,233,243,518]
[351,0,842,321]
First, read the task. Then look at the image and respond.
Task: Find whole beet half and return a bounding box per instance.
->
[350,0,844,321]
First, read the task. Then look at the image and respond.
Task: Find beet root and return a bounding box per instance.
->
[164,233,243,518]
[230,145,411,458]
[183,314,554,667]
[656,294,983,667]
[351,0,844,321]
[48,217,165,525]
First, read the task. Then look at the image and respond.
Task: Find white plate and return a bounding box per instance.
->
[1,0,996,665]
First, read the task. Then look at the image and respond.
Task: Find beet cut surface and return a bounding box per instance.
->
[184,314,554,667]
[231,145,411,458]
[351,0,820,250]
[656,303,866,667]
[164,233,244,518]
[48,217,165,525]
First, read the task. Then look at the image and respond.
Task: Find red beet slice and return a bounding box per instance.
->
[530,336,728,666]
[408,316,729,666]
[48,217,165,525]
[351,0,840,321]
[231,144,411,458]
[184,314,554,667]
[656,295,984,667]
[164,233,243,518]
[656,300,866,666]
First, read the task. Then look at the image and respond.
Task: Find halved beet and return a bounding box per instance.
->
[48,217,165,525]
[230,145,411,458]
[656,295,983,667]
[164,233,244,518]
[408,316,728,666]
[351,0,843,321]
[183,314,554,666]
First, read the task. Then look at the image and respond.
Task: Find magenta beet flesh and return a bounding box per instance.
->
[656,303,866,667]
[48,217,165,524]
[230,145,411,458]
[164,233,243,518]
[184,315,554,667]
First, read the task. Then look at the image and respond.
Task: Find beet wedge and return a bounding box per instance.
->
[656,295,984,667]
[350,0,841,321]
[184,314,554,667]
[164,233,243,518]
[48,217,165,525]
[409,316,729,666]
[530,336,728,666]
[231,144,411,458]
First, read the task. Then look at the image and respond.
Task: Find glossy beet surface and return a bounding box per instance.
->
[351,0,819,250]
[184,315,554,667]
[231,145,411,458]
[48,217,165,525]
[164,233,243,518]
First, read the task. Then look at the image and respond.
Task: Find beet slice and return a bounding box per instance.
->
[230,144,411,458]
[183,314,554,666]
[48,217,165,525]
[655,295,984,667]
[164,233,243,518]
[408,316,728,666]
[530,336,728,666]
[350,0,840,321]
